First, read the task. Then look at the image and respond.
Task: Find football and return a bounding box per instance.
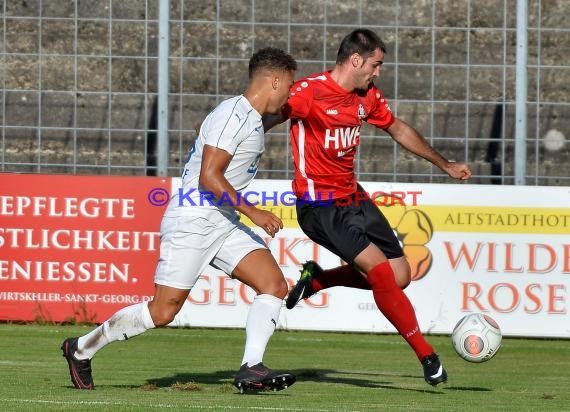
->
[451,313,502,363]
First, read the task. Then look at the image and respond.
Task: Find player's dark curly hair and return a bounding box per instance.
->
[248,47,297,79]
[336,28,387,64]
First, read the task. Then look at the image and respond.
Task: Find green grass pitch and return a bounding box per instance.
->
[0,324,568,411]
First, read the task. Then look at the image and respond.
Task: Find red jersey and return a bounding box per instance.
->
[283,71,395,201]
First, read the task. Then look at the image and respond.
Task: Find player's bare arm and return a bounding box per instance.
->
[386,117,472,181]
[199,144,283,237]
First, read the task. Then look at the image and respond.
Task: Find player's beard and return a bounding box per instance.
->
[355,79,375,95]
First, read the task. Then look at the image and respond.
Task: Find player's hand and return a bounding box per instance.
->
[248,209,284,238]
[444,161,472,181]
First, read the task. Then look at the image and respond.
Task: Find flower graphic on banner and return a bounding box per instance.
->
[375,194,434,281]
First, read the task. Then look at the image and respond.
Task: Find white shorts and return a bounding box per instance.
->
[154,211,267,290]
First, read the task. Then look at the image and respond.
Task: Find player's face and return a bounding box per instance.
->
[269,70,295,114]
[355,48,384,89]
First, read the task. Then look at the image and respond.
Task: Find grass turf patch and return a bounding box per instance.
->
[0,324,569,411]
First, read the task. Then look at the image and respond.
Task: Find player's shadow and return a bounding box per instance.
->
[142,368,490,394]
[143,370,289,396]
[443,386,492,392]
[145,370,233,387]
[294,368,444,394]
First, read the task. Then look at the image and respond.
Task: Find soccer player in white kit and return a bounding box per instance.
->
[62,47,297,393]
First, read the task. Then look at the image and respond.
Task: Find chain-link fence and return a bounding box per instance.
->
[1,0,569,184]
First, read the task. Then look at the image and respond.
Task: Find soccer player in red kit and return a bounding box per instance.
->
[267,28,471,386]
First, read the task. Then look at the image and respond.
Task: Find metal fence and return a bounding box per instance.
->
[1,0,569,185]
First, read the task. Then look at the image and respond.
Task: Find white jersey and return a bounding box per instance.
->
[165,95,264,218]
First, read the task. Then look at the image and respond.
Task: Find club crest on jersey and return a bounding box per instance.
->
[357,104,366,119]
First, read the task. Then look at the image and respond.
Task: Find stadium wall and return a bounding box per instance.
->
[2,0,569,185]
[0,173,568,338]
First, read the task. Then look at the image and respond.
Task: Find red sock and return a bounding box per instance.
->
[367,261,433,361]
[312,265,371,291]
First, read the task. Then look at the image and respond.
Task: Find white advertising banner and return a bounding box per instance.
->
[172,179,570,338]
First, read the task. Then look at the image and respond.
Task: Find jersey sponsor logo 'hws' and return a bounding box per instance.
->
[323,126,360,151]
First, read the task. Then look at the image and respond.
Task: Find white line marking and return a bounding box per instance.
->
[1,398,367,412]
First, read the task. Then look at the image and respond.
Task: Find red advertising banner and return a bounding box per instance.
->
[0,174,169,323]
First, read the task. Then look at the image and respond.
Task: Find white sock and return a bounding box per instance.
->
[241,294,282,367]
[75,302,155,360]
